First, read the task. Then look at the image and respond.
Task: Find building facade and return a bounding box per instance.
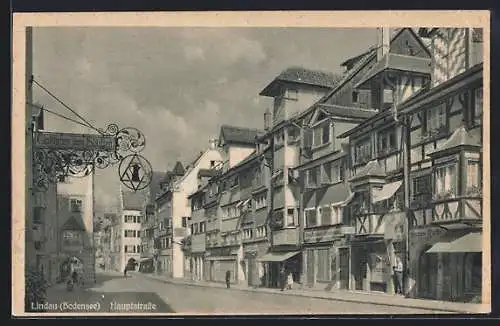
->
[118,190,145,272]
[155,146,223,279]
[55,174,96,283]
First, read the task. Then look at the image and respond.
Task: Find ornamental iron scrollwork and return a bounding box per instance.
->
[33,124,152,192]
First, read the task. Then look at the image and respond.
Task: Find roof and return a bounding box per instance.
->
[220,125,264,146]
[259,66,341,96]
[340,48,374,69]
[172,161,185,176]
[122,190,145,211]
[350,160,386,181]
[354,53,432,90]
[148,171,166,201]
[198,168,217,178]
[319,104,378,120]
[428,126,481,157]
[61,216,86,231]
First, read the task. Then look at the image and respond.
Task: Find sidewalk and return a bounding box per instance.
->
[139,273,488,314]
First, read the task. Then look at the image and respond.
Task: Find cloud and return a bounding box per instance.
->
[183,45,205,62]
[223,38,267,64]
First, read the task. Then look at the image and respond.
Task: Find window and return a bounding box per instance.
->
[352,91,359,103]
[303,128,313,148]
[137,231,141,238]
[200,222,206,233]
[305,209,317,228]
[62,230,82,247]
[321,206,331,226]
[255,194,267,210]
[331,161,344,183]
[287,126,300,143]
[305,166,320,188]
[33,207,43,224]
[355,137,372,164]
[285,88,298,101]
[272,210,284,228]
[383,89,394,104]
[473,88,483,126]
[322,163,332,184]
[412,174,432,203]
[378,128,397,155]
[426,104,447,135]
[332,206,343,225]
[312,121,331,147]
[137,216,141,223]
[70,199,82,213]
[137,245,141,253]
[274,130,285,147]
[434,164,458,199]
[286,208,296,226]
[181,216,189,228]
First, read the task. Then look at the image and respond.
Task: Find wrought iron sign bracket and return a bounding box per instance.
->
[33,124,152,192]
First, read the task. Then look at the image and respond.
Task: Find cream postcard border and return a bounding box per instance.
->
[11,10,491,316]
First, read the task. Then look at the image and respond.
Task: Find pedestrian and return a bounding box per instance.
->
[124,267,128,278]
[279,266,286,291]
[225,270,231,289]
[287,272,294,290]
[393,256,404,295]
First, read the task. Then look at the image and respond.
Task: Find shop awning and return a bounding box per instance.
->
[372,180,403,203]
[257,251,300,262]
[426,232,482,253]
[317,183,354,207]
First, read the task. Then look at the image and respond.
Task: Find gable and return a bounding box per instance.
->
[61,216,86,231]
[390,28,431,58]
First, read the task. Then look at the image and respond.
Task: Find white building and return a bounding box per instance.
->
[55,173,95,283]
[156,142,223,279]
[118,189,145,272]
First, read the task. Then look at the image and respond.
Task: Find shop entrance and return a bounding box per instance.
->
[338,248,350,290]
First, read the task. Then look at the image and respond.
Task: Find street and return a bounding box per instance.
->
[43,272,448,314]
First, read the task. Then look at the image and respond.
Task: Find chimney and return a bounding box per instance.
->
[209,138,218,149]
[376,27,391,61]
[264,107,271,131]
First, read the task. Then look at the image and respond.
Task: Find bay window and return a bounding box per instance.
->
[286,208,297,227]
[304,208,317,228]
[434,163,458,199]
[355,137,372,164]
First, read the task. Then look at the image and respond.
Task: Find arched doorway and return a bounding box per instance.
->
[126,258,138,271]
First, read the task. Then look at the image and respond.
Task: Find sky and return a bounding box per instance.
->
[32,27,378,213]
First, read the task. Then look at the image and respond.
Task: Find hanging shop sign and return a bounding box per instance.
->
[34,132,115,151]
[33,124,152,192]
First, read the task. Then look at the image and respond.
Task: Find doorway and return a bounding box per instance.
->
[339,248,350,290]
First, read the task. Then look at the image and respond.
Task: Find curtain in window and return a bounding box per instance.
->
[467,161,480,188]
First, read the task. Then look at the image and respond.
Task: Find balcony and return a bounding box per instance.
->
[272,228,299,246]
[430,190,482,224]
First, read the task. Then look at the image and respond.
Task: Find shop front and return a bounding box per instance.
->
[302,226,354,290]
[410,224,482,302]
[204,246,241,284]
[243,241,269,288]
[258,249,302,288]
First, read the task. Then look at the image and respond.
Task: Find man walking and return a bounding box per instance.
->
[393,256,404,295]
[279,266,286,292]
[225,270,231,289]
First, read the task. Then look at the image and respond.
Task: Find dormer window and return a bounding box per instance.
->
[312,121,331,148]
[284,88,298,101]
